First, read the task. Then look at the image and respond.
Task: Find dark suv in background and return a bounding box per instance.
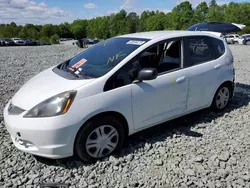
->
[242,34,250,45]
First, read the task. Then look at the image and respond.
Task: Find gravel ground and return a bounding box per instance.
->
[0,44,250,188]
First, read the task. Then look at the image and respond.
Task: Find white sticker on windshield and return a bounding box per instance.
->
[126,40,146,45]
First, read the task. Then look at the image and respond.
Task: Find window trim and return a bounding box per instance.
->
[183,35,216,68]
[158,38,184,76]
[137,37,185,76]
[209,37,226,58]
[103,37,185,91]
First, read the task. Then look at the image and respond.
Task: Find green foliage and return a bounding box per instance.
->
[50,34,60,44]
[39,36,50,42]
[70,19,87,39]
[207,1,226,22]
[1,0,250,40]
[146,12,166,31]
[126,12,139,33]
[58,22,72,38]
[171,1,194,30]
[193,2,209,23]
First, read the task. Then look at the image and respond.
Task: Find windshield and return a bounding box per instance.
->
[61,37,149,78]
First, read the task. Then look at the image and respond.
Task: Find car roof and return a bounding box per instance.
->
[117,30,221,40]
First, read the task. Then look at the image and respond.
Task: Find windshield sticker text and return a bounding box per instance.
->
[70,58,87,69]
[126,40,146,45]
[107,52,126,64]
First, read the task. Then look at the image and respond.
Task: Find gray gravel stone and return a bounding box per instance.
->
[217,169,229,178]
[185,169,195,176]
[154,159,163,166]
[126,154,134,162]
[194,155,204,162]
[236,178,246,186]
[241,175,250,181]
[218,152,230,162]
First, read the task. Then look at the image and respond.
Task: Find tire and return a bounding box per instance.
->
[211,84,232,112]
[74,116,125,163]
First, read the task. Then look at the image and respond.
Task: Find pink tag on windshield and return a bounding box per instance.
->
[71,58,87,69]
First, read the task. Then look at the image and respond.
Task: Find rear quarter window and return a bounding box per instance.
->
[209,37,225,59]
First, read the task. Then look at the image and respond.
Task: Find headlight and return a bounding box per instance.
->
[24,90,77,118]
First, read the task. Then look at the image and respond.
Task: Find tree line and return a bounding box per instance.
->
[1,0,250,43]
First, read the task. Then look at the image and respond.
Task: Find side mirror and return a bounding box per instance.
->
[137,68,158,81]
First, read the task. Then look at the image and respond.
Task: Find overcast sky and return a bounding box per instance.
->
[0,0,249,25]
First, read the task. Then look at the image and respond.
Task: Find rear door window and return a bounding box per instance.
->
[185,36,214,66]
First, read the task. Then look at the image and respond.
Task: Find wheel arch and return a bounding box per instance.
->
[210,80,234,106]
[83,111,129,137]
[73,111,129,154]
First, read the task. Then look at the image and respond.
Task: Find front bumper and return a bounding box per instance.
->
[3,102,80,159]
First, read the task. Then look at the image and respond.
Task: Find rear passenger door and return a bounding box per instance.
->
[184,36,223,111]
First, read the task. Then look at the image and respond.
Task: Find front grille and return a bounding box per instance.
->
[8,103,25,115]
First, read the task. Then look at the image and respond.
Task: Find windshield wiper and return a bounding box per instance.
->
[68,69,81,78]
[67,68,92,79]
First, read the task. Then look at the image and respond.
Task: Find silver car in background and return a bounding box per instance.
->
[12,38,27,46]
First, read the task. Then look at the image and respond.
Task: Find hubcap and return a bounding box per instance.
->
[86,125,119,159]
[216,87,230,109]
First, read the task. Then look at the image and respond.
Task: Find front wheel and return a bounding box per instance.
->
[211,84,232,112]
[74,116,125,163]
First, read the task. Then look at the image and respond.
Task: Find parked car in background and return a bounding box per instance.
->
[225,34,239,44]
[4,31,235,163]
[31,40,40,46]
[76,38,100,48]
[60,38,74,42]
[0,38,6,46]
[12,38,26,46]
[238,34,250,45]
[93,38,100,44]
[39,41,51,45]
[0,38,15,46]
[0,38,3,46]
[23,38,33,46]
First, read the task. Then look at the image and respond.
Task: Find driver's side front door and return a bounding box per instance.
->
[131,38,190,130]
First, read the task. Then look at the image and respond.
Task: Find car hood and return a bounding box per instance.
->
[11,67,94,110]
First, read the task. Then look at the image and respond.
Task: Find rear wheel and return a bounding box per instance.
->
[75,116,125,163]
[211,84,232,112]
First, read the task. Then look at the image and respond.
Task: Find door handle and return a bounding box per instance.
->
[176,76,186,83]
[214,64,221,69]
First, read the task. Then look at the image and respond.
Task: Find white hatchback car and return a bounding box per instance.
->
[4,31,235,163]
